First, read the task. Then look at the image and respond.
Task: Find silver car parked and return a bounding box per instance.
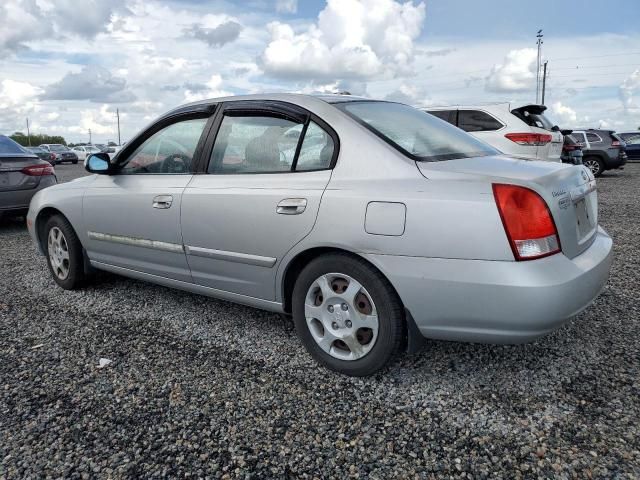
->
[0,135,57,218]
[27,94,613,376]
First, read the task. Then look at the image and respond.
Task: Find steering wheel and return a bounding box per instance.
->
[160,153,190,173]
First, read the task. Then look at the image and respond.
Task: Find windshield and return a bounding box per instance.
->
[337,101,498,161]
[49,145,68,152]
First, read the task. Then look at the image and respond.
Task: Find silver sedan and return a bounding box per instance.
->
[27,94,612,376]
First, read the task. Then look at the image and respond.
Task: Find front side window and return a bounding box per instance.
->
[457,110,503,132]
[120,118,207,174]
[339,101,498,162]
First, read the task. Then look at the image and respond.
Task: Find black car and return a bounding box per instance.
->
[570,129,627,177]
[622,135,640,161]
[25,146,56,165]
[38,144,79,165]
[560,131,583,165]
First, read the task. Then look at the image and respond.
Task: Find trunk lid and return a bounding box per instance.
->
[418,155,598,259]
[0,155,43,192]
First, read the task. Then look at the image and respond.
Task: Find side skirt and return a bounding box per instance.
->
[90,261,285,313]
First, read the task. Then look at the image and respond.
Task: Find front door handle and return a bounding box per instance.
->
[277,198,307,215]
[153,195,173,209]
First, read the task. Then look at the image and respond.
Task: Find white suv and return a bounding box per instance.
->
[425,103,564,162]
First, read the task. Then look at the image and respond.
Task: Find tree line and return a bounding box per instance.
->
[9,132,67,147]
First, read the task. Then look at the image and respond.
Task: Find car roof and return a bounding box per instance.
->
[164,92,378,117]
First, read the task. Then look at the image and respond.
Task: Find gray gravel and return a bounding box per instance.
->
[1,163,639,478]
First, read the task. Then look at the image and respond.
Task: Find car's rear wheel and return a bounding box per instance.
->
[72,160,78,165]
[44,215,87,289]
[292,253,404,376]
[583,156,604,177]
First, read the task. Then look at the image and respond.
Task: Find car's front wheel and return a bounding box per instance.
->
[583,156,604,177]
[44,215,87,289]
[292,253,404,376]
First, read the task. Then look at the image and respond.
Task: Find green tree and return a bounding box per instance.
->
[10,132,67,146]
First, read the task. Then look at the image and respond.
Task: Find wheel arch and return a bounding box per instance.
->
[279,246,425,353]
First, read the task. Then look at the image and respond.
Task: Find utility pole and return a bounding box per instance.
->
[116,108,121,146]
[541,61,548,105]
[535,30,544,104]
[26,118,31,146]
[88,128,92,144]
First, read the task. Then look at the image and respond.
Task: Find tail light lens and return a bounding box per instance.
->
[21,164,55,176]
[611,140,621,147]
[49,153,56,161]
[492,184,561,261]
[505,133,552,146]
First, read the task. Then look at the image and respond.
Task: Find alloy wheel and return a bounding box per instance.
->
[304,273,379,361]
[48,226,70,280]
[584,158,601,176]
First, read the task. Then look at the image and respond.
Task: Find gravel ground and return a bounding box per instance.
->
[1,163,639,478]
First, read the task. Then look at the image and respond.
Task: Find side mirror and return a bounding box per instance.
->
[85,153,111,174]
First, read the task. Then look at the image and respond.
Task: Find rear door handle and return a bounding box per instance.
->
[153,195,173,209]
[277,198,307,215]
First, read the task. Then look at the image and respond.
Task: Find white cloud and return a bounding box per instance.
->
[620,69,640,113]
[384,84,432,106]
[549,101,577,126]
[276,0,297,14]
[261,0,426,80]
[45,65,136,103]
[183,14,243,48]
[68,105,118,137]
[485,48,538,93]
[0,0,125,56]
[184,74,232,103]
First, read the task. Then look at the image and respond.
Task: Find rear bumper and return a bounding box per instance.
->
[0,177,57,213]
[364,227,613,344]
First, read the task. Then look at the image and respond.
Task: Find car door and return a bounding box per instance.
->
[181,101,337,300]
[82,113,211,283]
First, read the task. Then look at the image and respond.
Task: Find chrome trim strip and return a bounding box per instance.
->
[88,231,184,253]
[90,261,284,313]
[185,245,276,268]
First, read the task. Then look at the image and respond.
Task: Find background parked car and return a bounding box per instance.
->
[25,146,56,165]
[71,145,102,161]
[39,144,78,165]
[426,103,563,162]
[560,132,583,165]
[616,132,640,144]
[571,129,627,176]
[622,135,640,161]
[0,135,56,218]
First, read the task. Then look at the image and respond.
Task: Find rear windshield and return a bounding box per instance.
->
[0,135,28,155]
[337,101,498,161]
[49,145,68,152]
[512,109,554,130]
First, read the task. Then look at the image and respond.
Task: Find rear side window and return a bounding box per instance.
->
[458,110,503,132]
[427,110,456,126]
[512,109,554,130]
[586,133,602,143]
[208,115,335,174]
[296,121,335,171]
[0,136,28,154]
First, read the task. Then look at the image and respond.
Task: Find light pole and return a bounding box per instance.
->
[26,118,31,146]
[536,30,544,104]
[88,128,92,145]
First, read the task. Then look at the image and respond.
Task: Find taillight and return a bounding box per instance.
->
[611,140,621,147]
[492,184,561,261]
[49,153,56,161]
[505,133,552,146]
[563,144,580,151]
[21,164,55,176]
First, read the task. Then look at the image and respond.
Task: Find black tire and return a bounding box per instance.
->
[44,214,87,290]
[292,253,404,376]
[72,160,78,165]
[583,156,604,177]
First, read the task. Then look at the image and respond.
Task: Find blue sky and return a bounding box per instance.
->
[1,0,639,142]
